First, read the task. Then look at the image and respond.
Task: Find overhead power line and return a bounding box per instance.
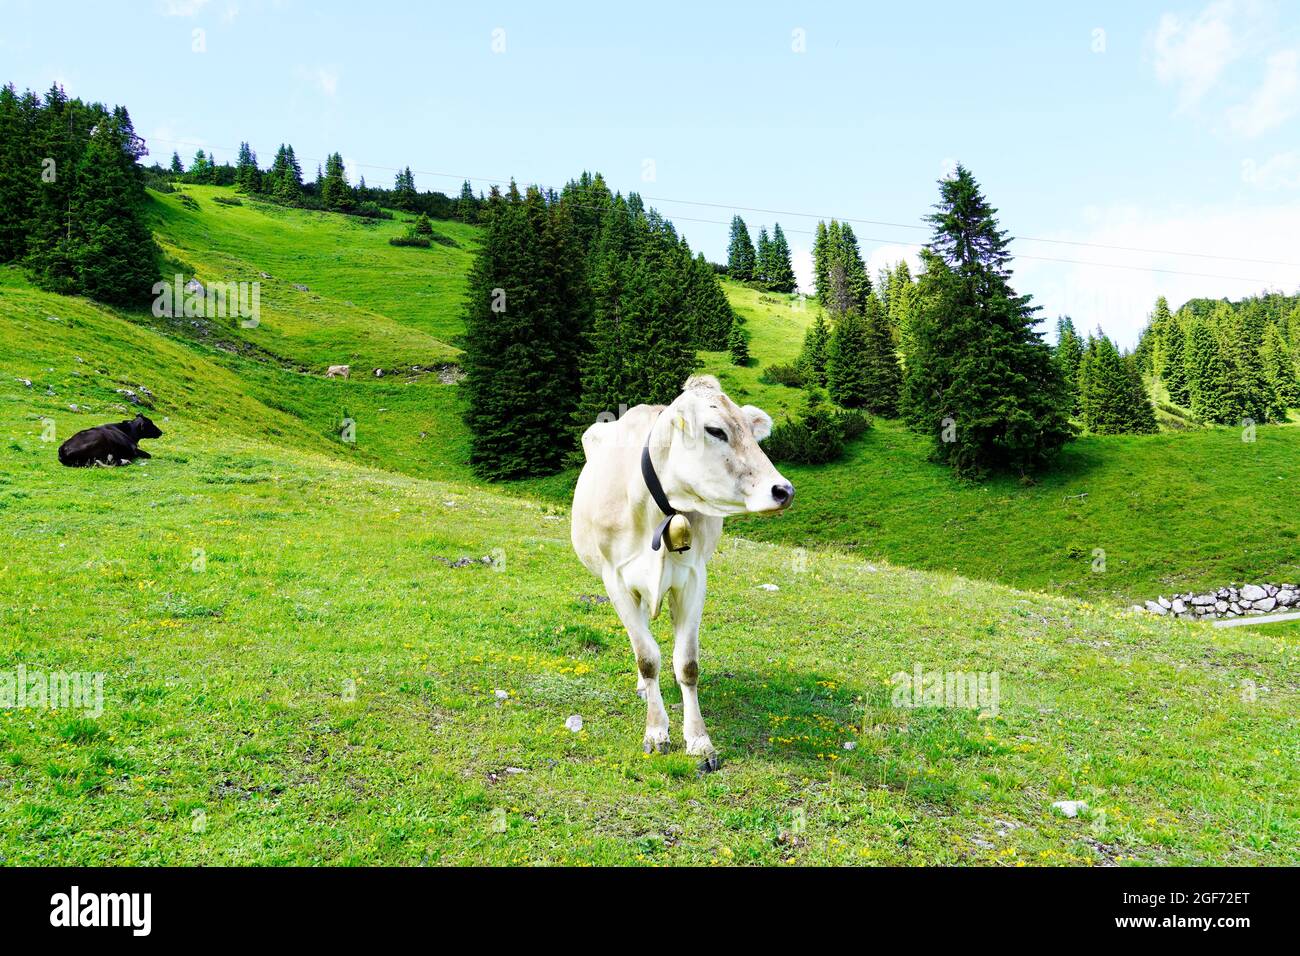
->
[147,135,1300,286]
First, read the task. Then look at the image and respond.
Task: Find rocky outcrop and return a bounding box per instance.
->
[1137,583,1298,620]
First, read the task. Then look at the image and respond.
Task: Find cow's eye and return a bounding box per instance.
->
[705,426,727,441]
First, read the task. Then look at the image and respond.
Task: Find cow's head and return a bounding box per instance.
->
[134,414,163,439]
[662,375,794,517]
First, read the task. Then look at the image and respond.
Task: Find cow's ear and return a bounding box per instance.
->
[741,405,773,442]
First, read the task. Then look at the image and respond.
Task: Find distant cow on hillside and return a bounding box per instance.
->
[58,414,163,467]
[326,365,351,379]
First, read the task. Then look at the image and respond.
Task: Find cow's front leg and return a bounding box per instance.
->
[669,570,718,771]
[604,571,669,753]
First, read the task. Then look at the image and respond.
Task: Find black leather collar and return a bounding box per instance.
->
[641,416,689,553]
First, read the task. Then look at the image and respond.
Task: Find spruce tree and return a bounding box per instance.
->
[812,220,830,307]
[767,223,796,292]
[1161,315,1190,406]
[69,110,160,304]
[1053,316,1084,414]
[1078,333,1155,434]
[687,251,734,350]
[170,151,184,174]
[321,151,355,211]
[799,310,831,387]
[573,194,699,435]
[887,261,918,365]
[900,165,1072,478]
[827,305,873,408]
[462,183,587,479]
[728,316,751,365]
[24,84,80,293]
[457,179,477,222]
[1263,322,1300,412]
[0,84,36,264]
[1123,353,1159,433]
[755,227,772,285]
[858,295,902,415]
[234,142,260,192]
[1184,319,1236,424]
[726,215,756,280]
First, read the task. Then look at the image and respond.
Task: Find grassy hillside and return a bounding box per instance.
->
[1,194,1297,865]
[149,185,477,371]
[1,395,1295,864]
[17,187,1300,611]
[730,419,1300,606]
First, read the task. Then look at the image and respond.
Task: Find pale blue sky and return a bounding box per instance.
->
[3,0,1299,345]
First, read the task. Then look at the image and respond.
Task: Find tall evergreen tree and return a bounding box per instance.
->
[169,151,184,174]
[1262,322,1300,412]
[1053,316,1085,414]
[321,151,355,211]
[798,310,832,387]
[1161,315,1190,406]
[827,305,873,408]
[726,215,756,280]
[68,109,159,304]
[886,261,918,364]
[860,295,903,415]
[686,251,735,350]
[812,220,830,306]
[573,194,699,436]
[1184,319,1236,424]
[234,142,260,192]
[900,165,1072,478]
[393,167,417,210]
[462,183,587,479]
[1078,332,1155,434]
[767,223,796,292]
[0,84,37,264]
[457,179,477,222]
[25,84,82,293]
[755,226,772,284]
[267,144,302,202]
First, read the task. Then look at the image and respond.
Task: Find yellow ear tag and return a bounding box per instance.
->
[674,415,687,432]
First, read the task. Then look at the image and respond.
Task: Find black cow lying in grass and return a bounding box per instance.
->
[58,414,163,467]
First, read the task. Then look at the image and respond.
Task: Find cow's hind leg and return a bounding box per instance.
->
[604,570,670,753]
[668,569,718,772]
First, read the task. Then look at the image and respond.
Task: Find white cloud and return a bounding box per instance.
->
[1244,151,1300,189]
[159,0,211,16]
[1228,48,1299,135]
[1013,201,1300,348]
[865,242,923,285]
[1153,1,1241,111]
[304,66,338,98]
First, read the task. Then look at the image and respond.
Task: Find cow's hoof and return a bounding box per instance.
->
[643,738,670,755]
[696,754,722,774]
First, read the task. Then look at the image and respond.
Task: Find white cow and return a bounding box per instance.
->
[570,375,794,770]
[326,364,351,379]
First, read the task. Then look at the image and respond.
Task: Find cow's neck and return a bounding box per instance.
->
[643,411,684,515]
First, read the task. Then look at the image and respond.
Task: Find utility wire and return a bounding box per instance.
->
[148,135,1300,285]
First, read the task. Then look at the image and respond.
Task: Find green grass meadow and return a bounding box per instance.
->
[1,188,1296,865]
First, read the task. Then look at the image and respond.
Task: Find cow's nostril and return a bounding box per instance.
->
[772,482,794,505]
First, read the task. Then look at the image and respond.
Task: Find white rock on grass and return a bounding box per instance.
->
[564,714,583,733]
[1240,584,1268,601]
[1051,800,1089,819]
[758,583,780,591]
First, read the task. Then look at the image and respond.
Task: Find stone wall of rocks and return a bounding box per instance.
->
[1137,583,1298,620]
